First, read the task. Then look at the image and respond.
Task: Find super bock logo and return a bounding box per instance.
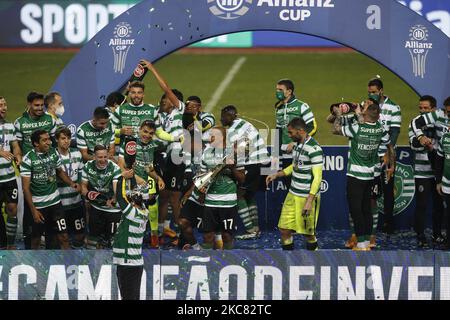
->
[405,25,433,79]
[377,162,415,216]
[208,0,252,20]
[109,22,135,74]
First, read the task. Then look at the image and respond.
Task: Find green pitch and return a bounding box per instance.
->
[1,49,420,145]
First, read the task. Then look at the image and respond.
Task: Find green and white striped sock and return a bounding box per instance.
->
[6,216,17,246]
[371,205,378,235]
[247,199,259,231]
[237,199,253,232]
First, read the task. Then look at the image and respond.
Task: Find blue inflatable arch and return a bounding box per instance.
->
[51,0,450,126]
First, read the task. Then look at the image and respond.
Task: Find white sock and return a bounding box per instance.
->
[364,240,370,248]
[215,234,222,241]
[164,220,171,229]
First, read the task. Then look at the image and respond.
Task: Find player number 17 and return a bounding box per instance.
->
[223,219,233,230]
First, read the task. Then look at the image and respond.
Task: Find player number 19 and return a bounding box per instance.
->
[56,219,67,231]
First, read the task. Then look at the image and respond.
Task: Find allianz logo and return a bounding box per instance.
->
[256,0,335,8]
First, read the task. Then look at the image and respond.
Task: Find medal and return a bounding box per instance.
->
[37,152,56,183]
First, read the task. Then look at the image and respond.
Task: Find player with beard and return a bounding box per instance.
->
[14,92,57,249]
[266,118,323,250]
[76,107,116,163]
[111,81,176,144]
[20,130,77,249]
[333,100,393,251]
[118,120,166,248]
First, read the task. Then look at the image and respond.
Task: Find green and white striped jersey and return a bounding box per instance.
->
[76,120,115,156]
[56,148,83,209]
[49,113,64,128]
[111,103,159,137]
[289,137,323,198]
[437,132,450,194]
[82,160,121,213]
[275,97,315,150]
[227,118,270,166]
[118,138,164,181]
[20,148,62,209]
[339,114,387,178]
[201,146,243,208]
[411,109,448,143]
[342,121,390,180]
[113,177,148,266]
[189,187,203,205]
[198,112,216,143]
[158,101,185,154]
[0,122,17,183]
[199,112,215,129]
[380,97,402,132]
[14,112,57,155]
[408,114,437,179]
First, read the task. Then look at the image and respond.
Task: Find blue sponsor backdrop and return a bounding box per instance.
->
[253,0,450,47]
[255,146,421,232]
[0,1,448,47]
[49,0,450,133]
[0,249,447,300]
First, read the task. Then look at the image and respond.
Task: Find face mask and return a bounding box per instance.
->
[368,93,381,103]
[55,105,65,117]
[276,91,285,101]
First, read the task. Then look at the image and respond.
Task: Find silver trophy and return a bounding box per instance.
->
[193,155,229,191]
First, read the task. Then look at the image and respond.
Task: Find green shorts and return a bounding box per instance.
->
[278,192,320,235]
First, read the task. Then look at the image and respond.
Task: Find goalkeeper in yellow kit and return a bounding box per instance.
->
[266,118,323,250]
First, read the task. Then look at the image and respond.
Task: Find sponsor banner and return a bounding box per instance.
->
[0,249,447,300]
[435,254,450,300]
[50,0,450,132]
[0,1,448,48]
[252,0,450,47]
[0,1,138,47]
